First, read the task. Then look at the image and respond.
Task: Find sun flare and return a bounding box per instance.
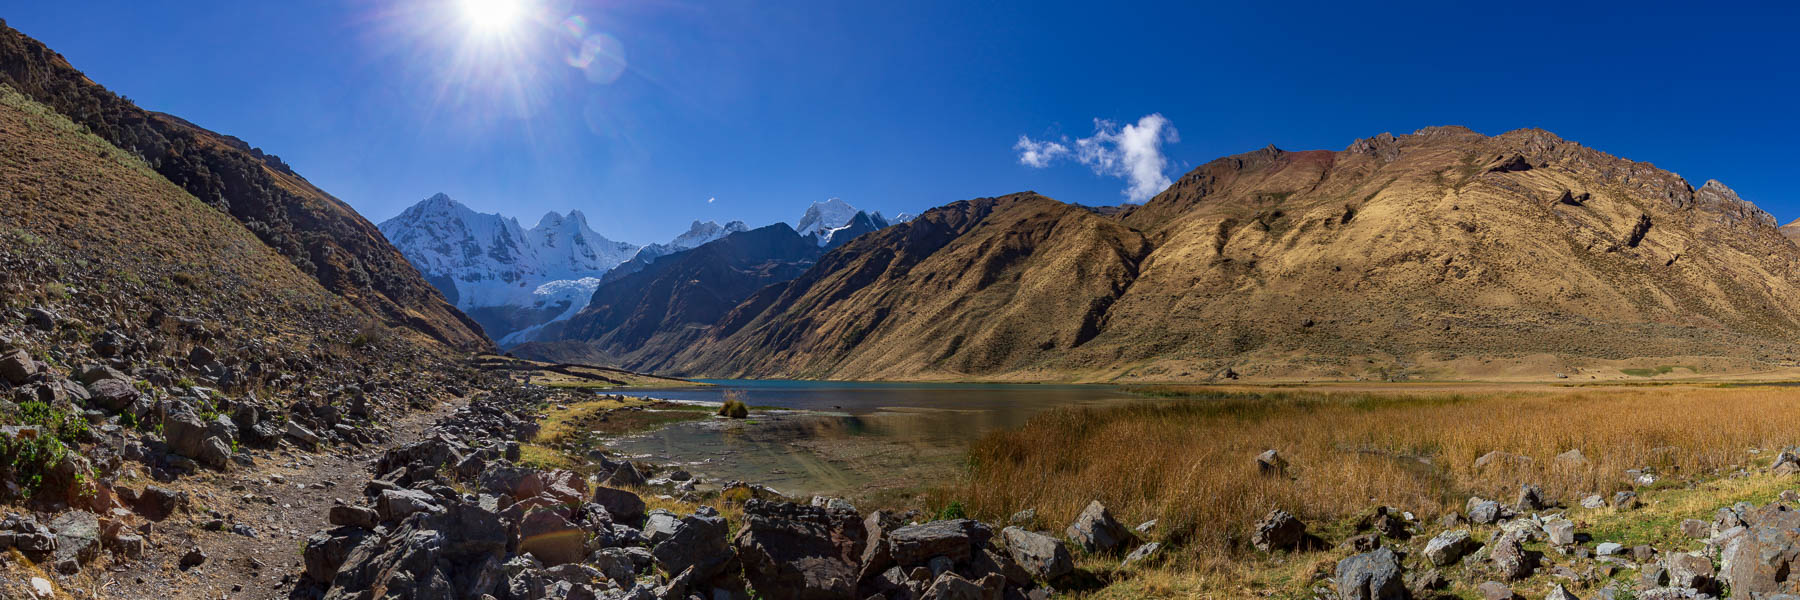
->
[457,0,523,35]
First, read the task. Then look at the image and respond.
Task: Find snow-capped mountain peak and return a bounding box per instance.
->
[670,220,750,249]
[378,194,643,342]
[795,198,863,246]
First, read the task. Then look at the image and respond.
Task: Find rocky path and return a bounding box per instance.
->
[86,396,468,600]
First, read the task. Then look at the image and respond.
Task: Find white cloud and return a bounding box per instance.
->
[707,196,716,204]
[1014,113,1180,203]
[1013,135,1069,168]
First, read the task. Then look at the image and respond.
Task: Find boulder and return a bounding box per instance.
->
[376,488,443,523]
[1489,531,1533,580]
[1543,519,1575,546]
[135,485,183,521]
[1546,583,1580,600]
[1665,552,1715,591]
[592,487,646,527]
[891,519,987,565]
[50,511,100,564]
[1611,491,1638,510]
[921,572,986,600]
[1335,547,1408,600]
[651,512,735,582]
[1121,541,1161,568]
[198,436,232,469]
[1554,449,1588,469]
[519,510,587,566]
[286,422,320,448]
[0,350,33,385]
[1719,503,1800,597]
[607,462,647,487]
[1476,581,1519,600]
[1257,449,1288,476]
[85,379,138,412]
[304,527,373,583]
[733,499,866,599]
[1252,509,1307,552]
[1516,484,1546,512]
[161,403,209,458]
[1423,530,1475,566]
[1002,526,1072,580]
[1065,500,1131,554]
[329,505,380,530]
[1473,451,1531,473]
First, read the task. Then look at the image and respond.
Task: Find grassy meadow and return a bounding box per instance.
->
[930,385,1800,595]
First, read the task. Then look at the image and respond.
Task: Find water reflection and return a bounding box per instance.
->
[604,381,1134,499]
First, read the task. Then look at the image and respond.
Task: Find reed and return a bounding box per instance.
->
[938,386,1800,572]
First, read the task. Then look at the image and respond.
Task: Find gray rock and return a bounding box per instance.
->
[1423,530,1475,566]
[1121,541,1161,568]
[1257,449,1288,476]
[1580,495,1607,509]
[1611,491,1638,510]
[85,378,138,412]
[51,511,99,564]
[329,505,380,529]
[732,499,865,599]
[1544,519,1575,546]
[1335,547,1408,600]
[1596,542,1623,556]
[1065,500,1131,554]
[376,488,443,522]
[1546,583,1580,600]
[922,572,985,600]
[652,512,735,582]
[286,421,320,448]
[0,350,33,385]
[304,527,373,583]
[1516,484,1546,512]
[1251,509,1307,552]
[1002,526,1072,580]
[1665,552,1715,590]
[592,487,647,527]
[198,435,232,469]
[892,519,985,565]
[1476,581,1519,600]
[518,510,586,566]
[1489,532,1532,580]
[161,402,209,458]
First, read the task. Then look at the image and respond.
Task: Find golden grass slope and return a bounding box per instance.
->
[937,385,1800,590]
[661,126,1800,382]
[0,85,407,356]
[654,193,1149,379]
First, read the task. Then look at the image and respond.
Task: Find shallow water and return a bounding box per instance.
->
[605,380,1136,499]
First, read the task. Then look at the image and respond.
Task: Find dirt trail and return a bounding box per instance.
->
[74,396,467,600]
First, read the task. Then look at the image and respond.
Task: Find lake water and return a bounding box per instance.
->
[605,380,1137,499]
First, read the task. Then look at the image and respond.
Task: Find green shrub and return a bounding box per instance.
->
[717,399,749,419]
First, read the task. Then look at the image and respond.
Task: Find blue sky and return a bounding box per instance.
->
[7,1,1798,243]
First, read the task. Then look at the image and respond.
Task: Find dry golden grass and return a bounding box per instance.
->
[940,386,1800,576]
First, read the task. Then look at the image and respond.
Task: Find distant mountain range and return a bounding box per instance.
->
[516,126,1800,382]
[378,195,896,343]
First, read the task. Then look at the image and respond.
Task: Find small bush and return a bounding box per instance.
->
[718,399,749,419]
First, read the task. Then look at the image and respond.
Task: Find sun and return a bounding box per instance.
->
[457,0,524,35]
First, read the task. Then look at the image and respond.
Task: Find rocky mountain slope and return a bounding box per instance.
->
[377,194,641,341]
[628,126,1800,381]
[0,20,487,352]
[512,224,825,366]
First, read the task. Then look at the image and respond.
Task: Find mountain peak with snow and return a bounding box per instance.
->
[378,194,642,341]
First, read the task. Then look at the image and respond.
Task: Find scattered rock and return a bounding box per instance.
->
[1065,500,1131,554]
[1335,547,1407,600]
[1424,530,1476,566]
[1251,509,1307,552]
[1257,449,1288,476]
[1002,526,1072,580]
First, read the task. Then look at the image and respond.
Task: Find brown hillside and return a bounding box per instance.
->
[0,84,442,372]
[653,126,1800,381]
[0,20,488,352]
[652,193,1150,379]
